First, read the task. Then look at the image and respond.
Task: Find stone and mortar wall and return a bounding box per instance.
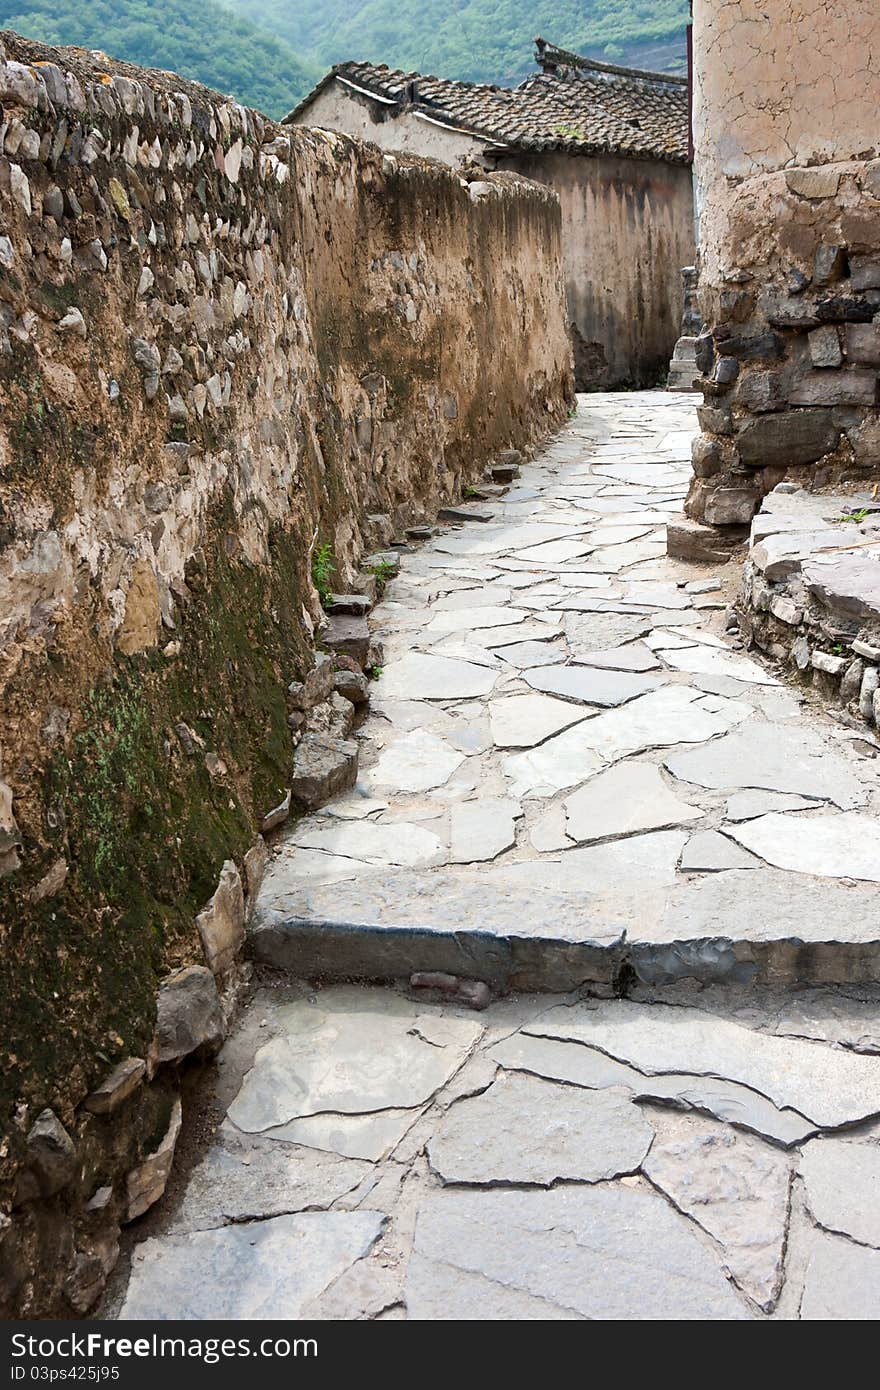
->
[0,32,572,1315]
[685,0,880,530]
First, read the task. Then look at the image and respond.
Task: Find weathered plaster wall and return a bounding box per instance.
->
[293,93,695,391]
[496,150,694,388]
[291,81,486,167]
[0,32,572,1315]
[685,0,880,529]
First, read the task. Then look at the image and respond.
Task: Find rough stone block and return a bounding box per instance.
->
[814,244,848,286]
[816,295,876,324]
[737,370,785,412]
[804,557,880,621]
[714,330,784,361]
[736,410,840,466]
[290,734,358,810]
[769,594,803,626]
[691,435,722,477]
[790,369,877,407]
[704,488,758,526]
[808,326,843,368]
[785,167,842,200]
[666,519,740,563]
[151,965,224,1067]
[125,1098,182,1222]
[811,650,848,676]
[195,860,245,979]
[321,614,370,669]
[844,322,880,365]
[83,1058,146,1115]
[324,594,372,617]
[850,256,880,292]
[26,1111,76,1197]
[334,670,370,705]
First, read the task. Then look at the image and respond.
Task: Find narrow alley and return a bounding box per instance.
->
[113,392,880,1321]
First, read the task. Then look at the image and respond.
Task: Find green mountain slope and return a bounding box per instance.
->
[0,0,320,117]
[224,0,690,84]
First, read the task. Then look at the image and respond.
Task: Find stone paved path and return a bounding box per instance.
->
[115,392,880,1320]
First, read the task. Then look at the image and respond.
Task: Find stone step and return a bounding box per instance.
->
[250,862,880,993]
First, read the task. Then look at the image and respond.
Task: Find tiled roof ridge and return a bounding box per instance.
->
[533,36,688,87]
[286,51,690,164]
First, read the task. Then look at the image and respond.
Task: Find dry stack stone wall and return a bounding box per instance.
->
[687,164,880,528]
[683,0,880,537]
[0,31,572,1315]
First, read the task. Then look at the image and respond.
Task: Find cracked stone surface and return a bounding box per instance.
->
[427,1072,653,1186]
[227,988,483,1133]
[563,761,702,844]
[798,1137,880,1247]
[643,1122,790,1310]
[407,1184,749,1319]
[120,1211,386,1319]
[116,393,880,1321]
[527,1001,880,1129]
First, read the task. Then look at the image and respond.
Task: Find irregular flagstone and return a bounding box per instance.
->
[290,819,447,868]
[576,685,737,763]
[405,1252,586,1320]
[526,1000,880,1129]
[426,605,529,634]
[525,664,666,707]
[406,1184,749,1320]
[725,790,821,821]
[643,1124,791,1311]
[727,812,880,882]
[432,586,512,609]
[449,798,522,863]
[591,540,668,570]
[501,721,608,798]
[511,538,594,564]
[379,651,497,701]
[528,802,575,851]
[427,1072,653,1186]
[227,988,483,1133]
[680,830,761,872]
[800,1227,880,1319]
[563,762,702,844]
[586,523,655,547]
[364,729,465,793]
[261,846,373,886]
[120,1211,385,1320]
[619,583,692,609]
[488,693,588,748]
[646,627,729,650]
[173,1133,371,1231]
[660,644,783,686]
[257,1108,421,1163]
[497,639,568,668]
[564,611,652,649]
[798,1137,880,1247]
[664,724,867,809]
[492,1030,816,1147]
[573,641,660,671]
[472,622,561,648]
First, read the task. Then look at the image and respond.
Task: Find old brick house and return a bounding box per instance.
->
[287,38,695,391]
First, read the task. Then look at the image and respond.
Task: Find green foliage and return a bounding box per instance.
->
[836,507,870,523]
[312,540,336,607]
[368,556,396,598]
[223,0,690,85]
[0,0,320,117]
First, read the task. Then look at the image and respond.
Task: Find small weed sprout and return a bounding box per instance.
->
[312,541,335,608]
